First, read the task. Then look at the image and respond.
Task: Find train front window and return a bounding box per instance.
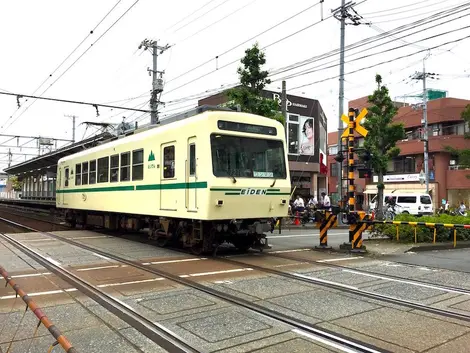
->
[211,134,286,178]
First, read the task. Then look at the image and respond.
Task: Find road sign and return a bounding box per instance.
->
[341,108,369,138]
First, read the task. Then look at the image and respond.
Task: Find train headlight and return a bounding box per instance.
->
[216,200,224,207]
[280,199,287,205]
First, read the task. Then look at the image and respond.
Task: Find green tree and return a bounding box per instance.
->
[226,44,284,124]
[362,74,406,216]
[9,176,22,191]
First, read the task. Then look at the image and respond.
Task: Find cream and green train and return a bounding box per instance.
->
[56,106,290,253]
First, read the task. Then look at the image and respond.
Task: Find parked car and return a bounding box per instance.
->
[369,192,433,216]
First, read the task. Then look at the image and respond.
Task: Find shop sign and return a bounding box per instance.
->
[372,173,421,183]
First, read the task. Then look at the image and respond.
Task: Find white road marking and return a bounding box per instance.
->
[268,232,349,239]
[70,236,112,240]
[45,257,61,267]
[97,278,164,288]
[317,256,363,263]
[293,273,359,290]
[92,252,112,261]
[21,238,56,242]
[292,328,381,353]
[342,269,470,295]
[180,268,253,277]
[76,265,125,272]
[0,288,77,300]
[108,295,134,311]
[268,248,311,254]
[273,262,310,268]
[0,272,51,279]
[142,258,207,265]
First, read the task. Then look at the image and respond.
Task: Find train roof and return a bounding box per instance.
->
[58,106,282,163]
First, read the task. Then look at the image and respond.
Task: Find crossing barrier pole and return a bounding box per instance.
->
[433,227,436,244]
[315,211,333,250]
[414,226,417,244]
[396,225,399,242]
[454,229,457,248]
[347,109,357,249]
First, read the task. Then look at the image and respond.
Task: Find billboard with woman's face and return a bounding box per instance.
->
[299,117,314,155]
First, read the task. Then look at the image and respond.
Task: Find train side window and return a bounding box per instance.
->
[89,160,96,184]
[189,144,196,176]
[75,164,81,186]
[64,168,69,187]
[82,162,89,185]
[110,154,119,182]
[98,157,109,183]
[163,146,175,178]
[120,152,130,181]
[132,149,144,181]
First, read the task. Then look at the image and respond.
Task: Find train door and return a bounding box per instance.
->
[58,168,63,205]
[63,166,69,206]
[186,137,197,212]
[160,142,177,211]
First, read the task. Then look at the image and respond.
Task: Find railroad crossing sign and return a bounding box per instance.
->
[341,108,369,138]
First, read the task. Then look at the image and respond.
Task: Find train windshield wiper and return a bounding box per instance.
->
[229,170,237,184]
[270,178,277,187]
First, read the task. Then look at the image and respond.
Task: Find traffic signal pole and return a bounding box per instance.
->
[347,108,356,243]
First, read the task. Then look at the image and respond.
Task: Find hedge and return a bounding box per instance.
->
[369,214,470,243]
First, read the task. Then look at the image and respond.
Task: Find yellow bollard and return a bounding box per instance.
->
[414,226,417,244]
[454,228,457,248]
[396,225,399,242]
[433,227,436,244]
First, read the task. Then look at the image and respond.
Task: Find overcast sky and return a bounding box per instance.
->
[0,0,469,171]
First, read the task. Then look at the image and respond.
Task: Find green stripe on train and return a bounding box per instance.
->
[57,182,207,194]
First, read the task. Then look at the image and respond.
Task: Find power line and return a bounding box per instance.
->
[273,14,470,82]
[268,2,470,79]
[290,32,470,90]
[361,0,439,16]
[164,0,219,32]
[2,0,142,133]
[164,1,324,86]
[0,91,151,115]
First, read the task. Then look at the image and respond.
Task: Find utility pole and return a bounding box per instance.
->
[411,52,436,195]
[64,114,77,143]
[281,80,287,141]
[138,39,171,125]
[332,1,369,207]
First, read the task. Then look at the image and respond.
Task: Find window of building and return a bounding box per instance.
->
[89,160,96,184]
[120,152,130,181]
[75,163,81,185]
[163,146,175,178]
[189,144,196,176]
[110,154,119,182]
[288,114,299,154]
[329,145,338,155]
[132,149,144,181]
[65,168,69,187]
[82,162,89,185]
[98,157,109,183]
[397,196,417,203]
[330,163,338,177]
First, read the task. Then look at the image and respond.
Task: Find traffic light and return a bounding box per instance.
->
[358,168,373,179]
[334,153,345,163]
[362,150,372,162]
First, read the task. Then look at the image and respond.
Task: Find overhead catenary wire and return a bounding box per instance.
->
[273,19,470,82]
[2,0,142,133]
[289,32,470,90]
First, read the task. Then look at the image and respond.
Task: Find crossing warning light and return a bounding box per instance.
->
[358,168,373,179]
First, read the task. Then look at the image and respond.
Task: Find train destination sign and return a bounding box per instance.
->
[217,120,277,136]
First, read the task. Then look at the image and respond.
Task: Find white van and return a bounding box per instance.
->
[369,193,433,216]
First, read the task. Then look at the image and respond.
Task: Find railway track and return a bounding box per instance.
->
[0,217,386,353]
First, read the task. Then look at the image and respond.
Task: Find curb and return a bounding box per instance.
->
[406,241,470,252]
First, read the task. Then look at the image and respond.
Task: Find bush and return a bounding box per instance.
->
[370,213,470,243]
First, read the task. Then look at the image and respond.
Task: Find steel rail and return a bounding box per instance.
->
[216,255,470,323]
[0,232,201,353]
[0,217,387,353]
[267,251,470,297]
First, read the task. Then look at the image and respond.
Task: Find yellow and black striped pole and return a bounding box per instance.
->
[347,108,357,247]
[315,211,336,249]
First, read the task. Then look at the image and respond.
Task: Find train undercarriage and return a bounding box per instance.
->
[64,210,272,254]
